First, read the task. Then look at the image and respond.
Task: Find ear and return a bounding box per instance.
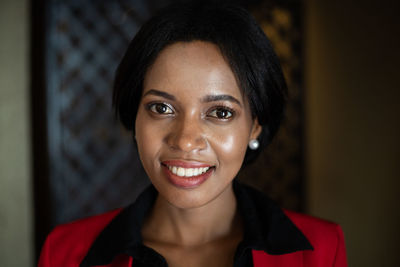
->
[250,118,262,140]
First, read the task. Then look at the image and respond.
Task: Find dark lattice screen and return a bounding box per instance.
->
[44,0,303,226]
[237,3,304,210]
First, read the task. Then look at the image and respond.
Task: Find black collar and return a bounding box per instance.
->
[81,180,313,267]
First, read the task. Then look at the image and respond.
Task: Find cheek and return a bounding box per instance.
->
[209,124,250,167]
[135,109,162,168]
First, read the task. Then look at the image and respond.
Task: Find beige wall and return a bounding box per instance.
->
[0,0,33,266]
[305,0,400,266]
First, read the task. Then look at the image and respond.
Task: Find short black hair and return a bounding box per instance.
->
[113,2,287,165]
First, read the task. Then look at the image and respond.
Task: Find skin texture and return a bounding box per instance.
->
[136,41,261,267]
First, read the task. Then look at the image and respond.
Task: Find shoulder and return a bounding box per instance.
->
[49,208,122,241]
[284,210,342,243]
[284,210,348,266]
[38,209,122,267]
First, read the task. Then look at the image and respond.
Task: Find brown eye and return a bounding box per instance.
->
[149,103,174,114]
[208,107,234,120]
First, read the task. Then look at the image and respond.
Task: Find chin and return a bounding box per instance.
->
[157,183,215,209]
[154,177,233,210]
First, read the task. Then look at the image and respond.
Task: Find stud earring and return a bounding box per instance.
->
[248,139,259,150]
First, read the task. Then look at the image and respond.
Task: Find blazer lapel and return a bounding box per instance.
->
[252,250,303,267]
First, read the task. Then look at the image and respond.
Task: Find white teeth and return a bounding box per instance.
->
[177,167,185,177]
[168,165,211,177]
[185,168,194,177]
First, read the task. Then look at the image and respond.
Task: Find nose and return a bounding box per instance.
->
[166,115,207,152]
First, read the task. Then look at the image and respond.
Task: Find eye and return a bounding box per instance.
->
[208,107,234,120]
[148,103,174,115]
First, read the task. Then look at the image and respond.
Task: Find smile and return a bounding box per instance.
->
[161,160,215,188]
[167,166,210,177]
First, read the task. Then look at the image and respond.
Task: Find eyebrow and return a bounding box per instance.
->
[143,89,176,101]
[201,94,242,107]
[143,89,242,107]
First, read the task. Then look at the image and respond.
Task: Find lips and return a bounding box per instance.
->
[168,165,210,177]
[161,160,215,188]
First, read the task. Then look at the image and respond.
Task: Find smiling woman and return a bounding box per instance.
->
[38,2,347,267]
[135,41,260,211]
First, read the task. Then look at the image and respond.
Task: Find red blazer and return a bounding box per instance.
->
[38,208,347,267]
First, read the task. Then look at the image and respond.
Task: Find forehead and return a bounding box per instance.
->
[143,41,243,99]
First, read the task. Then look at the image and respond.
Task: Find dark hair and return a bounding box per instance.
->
[113,2,287,165]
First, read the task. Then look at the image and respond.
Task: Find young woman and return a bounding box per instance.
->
[39,2,347,267]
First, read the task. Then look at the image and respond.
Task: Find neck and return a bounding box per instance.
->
[142,183,241,247]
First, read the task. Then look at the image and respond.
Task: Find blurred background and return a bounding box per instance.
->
[0,0,399,266]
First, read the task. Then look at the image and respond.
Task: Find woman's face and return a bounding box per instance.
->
[135,41,261,209]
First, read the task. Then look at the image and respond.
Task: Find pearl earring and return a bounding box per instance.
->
[248,139,259,150]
